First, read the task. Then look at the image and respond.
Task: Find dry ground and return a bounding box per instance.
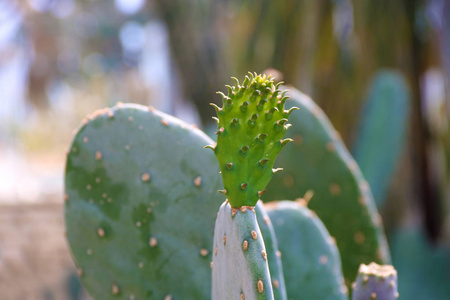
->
[0,202,91,300]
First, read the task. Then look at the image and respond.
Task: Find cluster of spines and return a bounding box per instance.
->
[206,73,298,208]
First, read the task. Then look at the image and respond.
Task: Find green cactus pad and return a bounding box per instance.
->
[352,263,398,300]
[65,104,223,299]
[255,201,288,300]
[209,73,297,207]
[266,200,348,300]
[212,201,274,300]
[352,70,410,207]
[263,88,391,286]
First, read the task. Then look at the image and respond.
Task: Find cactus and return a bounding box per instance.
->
[65,73,397,300]
[206,73,297,207]
[210,73,296,299]
[212,201,274,299]
[266,200,348,300]
[263,88,391,286]
[65,104,224,299]
[351,263,398,300]
[352,71,410,207]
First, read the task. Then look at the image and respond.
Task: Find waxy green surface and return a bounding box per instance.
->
[209,73,297,207]
[263,88,391,286]
[212,201,274,300]
[65,104,223,299]
[266,201,348,300]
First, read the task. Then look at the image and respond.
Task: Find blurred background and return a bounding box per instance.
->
[0,0,449,299]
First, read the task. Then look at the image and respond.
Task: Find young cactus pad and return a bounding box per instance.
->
[207,73,298,207]
[263,88,391,285]
[212,201,274,300]
[266,200,348,300]
[352,263,398,300]
[65,104,224,299]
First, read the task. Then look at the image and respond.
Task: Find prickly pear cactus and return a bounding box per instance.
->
[266,200,348,300]
[352,263,398,300]
[263,88,391,286]
[206,73,297,207]
[65,104,224,299]
[352,71,410,207]
[212,201,274,299]
[255,201,287,300]
[211,73,296,299]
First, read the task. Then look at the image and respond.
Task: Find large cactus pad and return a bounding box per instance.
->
[266,200,348,300]
[65,104,223,299]
[264,88,390,286]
